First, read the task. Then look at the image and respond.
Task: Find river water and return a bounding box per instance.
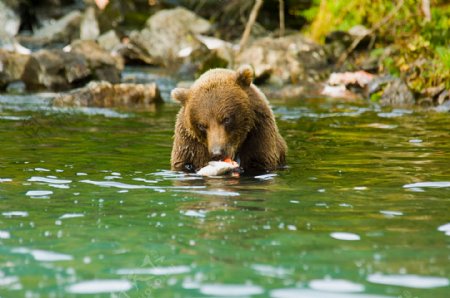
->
[0,70,449,297]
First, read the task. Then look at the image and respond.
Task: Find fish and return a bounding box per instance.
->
[196,159,240,176]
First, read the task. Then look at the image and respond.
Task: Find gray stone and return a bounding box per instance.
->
[21,49,89,90]
[80,7,100,40]
[98,30,121,52]
[20,40,124,91]
[380,78,415,106]
[32,10,82,45]
[53,81,163,108]
[0,49,30,89]
[69,39,124,83]
[129,7,211,65]
[236,34,329,85]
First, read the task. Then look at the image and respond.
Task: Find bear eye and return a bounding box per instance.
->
[197,123,207,132]
[222,117,232,126]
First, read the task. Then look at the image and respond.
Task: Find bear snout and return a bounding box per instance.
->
[210,145,226,161]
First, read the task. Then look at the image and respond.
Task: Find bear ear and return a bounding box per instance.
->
[236,65,254,87]
[171,88,190,105]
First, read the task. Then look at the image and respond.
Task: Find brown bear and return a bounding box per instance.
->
[170,65,287,173]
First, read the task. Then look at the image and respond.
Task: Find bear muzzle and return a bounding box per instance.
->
[210,145,226,161]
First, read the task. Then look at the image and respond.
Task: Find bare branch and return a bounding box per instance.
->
[239,0,264,52]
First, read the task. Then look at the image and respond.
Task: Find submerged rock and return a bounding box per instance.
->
[53,81,163,108]
[128,7,211,66]
[236,34,329,85]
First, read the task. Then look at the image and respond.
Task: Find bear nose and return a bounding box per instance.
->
[210,146,225,161]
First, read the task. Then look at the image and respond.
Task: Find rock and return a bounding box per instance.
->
[324,30,352,62]
[22,49,90,90]
[0,1,20,48]
[80,7,100,40]
[235,34,329,85]
[380,78,415,106]
[328,71,376,88]
[0,0,20,37]
[97,30,121,52]
[128,7,211,65]
[0,1,30,54]
[52,81,163,108]
[434,96,450,112]
[69,39,124,83]
[21,41,124,91]
[29,10,82,46]
[0,49,30,90]
[321,84,360,100]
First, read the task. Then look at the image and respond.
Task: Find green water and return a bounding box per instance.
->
[0,93,449,298]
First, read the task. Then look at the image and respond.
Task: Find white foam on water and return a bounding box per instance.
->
[59,213,85,219]
[309,279,364,292]
[0,178,12,182]
[438,223,450,234]
[270,288,392,298]
[330,232,361,241]
[177,189,240,197]
[12,248,73,262]
[66,279,132,294]
[367,273,449,288]
[80,180,150,189]
[255,173,277,180]
[116,265,190,275]
[252,264,292,278]
[199,284,264,296]
[403,181,450,188]
[2,211,29,217]
[380,210,403,217]
[28,176,72,184]
[181,210,207,218]
[0,230,11,239]
[34,168,50,172]
[48,184,70,189]
[25,190,53,198]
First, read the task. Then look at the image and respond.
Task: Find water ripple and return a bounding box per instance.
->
[66,280,132,294]
[12,248,73,262]
[403,181,450,188]
[330,232,361,241]
[199,283,264,296]
[116,265,190,275]
[367,273,449,289]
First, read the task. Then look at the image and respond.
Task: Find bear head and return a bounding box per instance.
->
[171,65,256,161]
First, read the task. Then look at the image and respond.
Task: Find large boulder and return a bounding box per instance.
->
[21,49,90,90]
[0,1,20,48]
[0,49,30,90]
[235,34,329,85]
[69,39,124,82]
[80,7,100,40]
[19,10,82,47]
[21,40,124,91]
[128,7,211,66]
[53,81,162,108]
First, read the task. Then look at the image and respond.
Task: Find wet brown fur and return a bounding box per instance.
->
[171,66,287,173]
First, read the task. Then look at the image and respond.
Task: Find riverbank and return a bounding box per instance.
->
[0,0,448,111]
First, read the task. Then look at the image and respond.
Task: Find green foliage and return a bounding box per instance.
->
[301,0,450,92]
